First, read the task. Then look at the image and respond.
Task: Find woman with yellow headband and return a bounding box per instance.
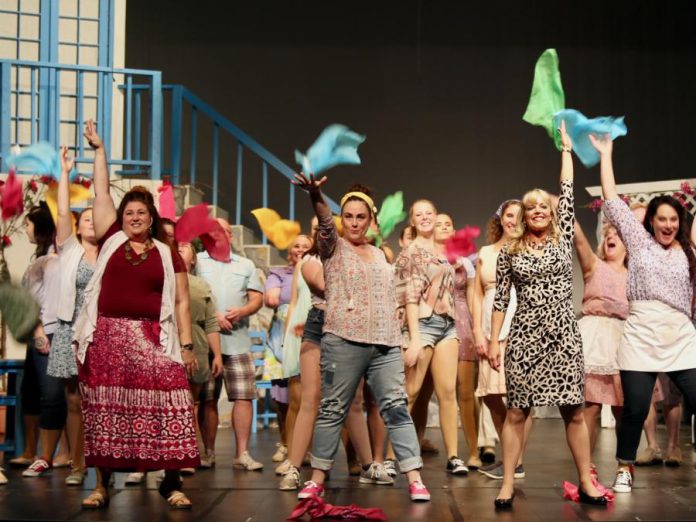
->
[292,173,430,502]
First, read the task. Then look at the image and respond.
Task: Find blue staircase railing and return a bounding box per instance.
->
[0,58,162,176]
[119,83,340,225]
[0,58,340,233]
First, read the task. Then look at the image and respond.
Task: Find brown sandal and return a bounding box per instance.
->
[167,490,192,509]
[82,490,109,509]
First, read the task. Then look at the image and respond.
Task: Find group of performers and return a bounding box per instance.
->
[1,118,695,514]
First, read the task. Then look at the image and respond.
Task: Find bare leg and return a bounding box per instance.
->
[643,401,659,450]
[411,371,434,445]
[496,407,529,500]
[287,341,321,468]
[20,415,39,460]
[664,403,682,455]
[457,361,479,460]
[200,400,219,455]
[429,338,459,458]
[65,379,84,471]
[232,400,253,457]
[54,430,70,465]
[38,428,62,464]
[286,377,302,457]
[559,404,601,496]
[482,394,507,439]
[584,402,602,456]
[274,399,289,446]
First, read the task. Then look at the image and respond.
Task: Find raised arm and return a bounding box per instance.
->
[292,173,336,259]
[559,120,573,184]
[84,119,116,240]
[56,146,75,245]
[573,221,598,280]
[589,134,618,201]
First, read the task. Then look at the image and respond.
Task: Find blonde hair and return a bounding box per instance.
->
[409,199,438,239]
[507,188,561,255]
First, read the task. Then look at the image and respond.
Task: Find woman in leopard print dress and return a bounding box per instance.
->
[488,122,605,508]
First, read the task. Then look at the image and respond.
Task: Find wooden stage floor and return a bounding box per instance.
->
[1,418,695,521]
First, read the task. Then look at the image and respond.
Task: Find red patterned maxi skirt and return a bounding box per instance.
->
[78,315,200,470]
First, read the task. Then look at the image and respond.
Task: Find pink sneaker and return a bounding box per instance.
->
[409,480,431,501]
[297,480,325,500]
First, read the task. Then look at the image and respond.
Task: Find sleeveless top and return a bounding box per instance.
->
[581,259,629,320]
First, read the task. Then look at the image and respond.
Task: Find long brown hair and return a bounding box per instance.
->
[486,199,521,244]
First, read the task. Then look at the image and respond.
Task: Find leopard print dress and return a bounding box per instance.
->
[493,180,584,408]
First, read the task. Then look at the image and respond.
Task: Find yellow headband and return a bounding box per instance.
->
[340,191,377,216]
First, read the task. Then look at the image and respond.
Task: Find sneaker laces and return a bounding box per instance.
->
[450,457,465,467]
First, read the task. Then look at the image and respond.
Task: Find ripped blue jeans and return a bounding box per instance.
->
[311,333,422,473]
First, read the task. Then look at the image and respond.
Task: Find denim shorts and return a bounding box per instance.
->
[302,307,325,346]
[416,314,458,348]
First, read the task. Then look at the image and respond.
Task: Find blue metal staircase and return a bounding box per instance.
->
[0,58,340,233]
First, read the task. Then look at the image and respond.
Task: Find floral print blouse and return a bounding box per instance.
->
[318,214,402,347]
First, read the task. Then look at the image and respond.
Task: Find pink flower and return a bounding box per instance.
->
[81,179,92,189]
[680,181,695,196]
[588,199,604,212]
[2,235,11,246]
[29,180,38,193]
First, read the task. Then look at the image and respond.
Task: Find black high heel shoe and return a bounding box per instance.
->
[578,487,607,506]
[494,492,515,510]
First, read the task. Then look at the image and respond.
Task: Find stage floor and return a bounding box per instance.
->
[1,418,695,521]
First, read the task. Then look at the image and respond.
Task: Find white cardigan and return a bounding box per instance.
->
[56,235,86,322]
[73,229,181,364]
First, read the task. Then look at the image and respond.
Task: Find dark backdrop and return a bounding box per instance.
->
[125,0,696,247]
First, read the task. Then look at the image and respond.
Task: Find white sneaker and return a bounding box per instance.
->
[0,467,7,485]
[125,472,145,485]
[279,466,301,491]
[272,443,288,463]
[233,451,263,471]
[612,467,633,493]
[359,462,394,485]
[383,459,398,477]
[22,459,51,477]
[275,459,292,475]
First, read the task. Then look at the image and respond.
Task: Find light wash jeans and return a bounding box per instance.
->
[311,333,423,473]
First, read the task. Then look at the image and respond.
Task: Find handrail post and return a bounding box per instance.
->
[289,182,295,221]
[212,124,219,208]
[0,62,10,170]
[236,142,243,225]
[150,71,162,179]
[170,85,183,184]
[189,107,197,185]
[261,162,268,245]
[125,74,132,160]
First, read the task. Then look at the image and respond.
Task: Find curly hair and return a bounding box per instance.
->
[486,199,521,244]
[507,189,561,255]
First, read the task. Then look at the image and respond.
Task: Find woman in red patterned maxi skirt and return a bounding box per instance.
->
[73,120,199,509]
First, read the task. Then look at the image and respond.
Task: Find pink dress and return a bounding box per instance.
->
[579,259,628,406]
